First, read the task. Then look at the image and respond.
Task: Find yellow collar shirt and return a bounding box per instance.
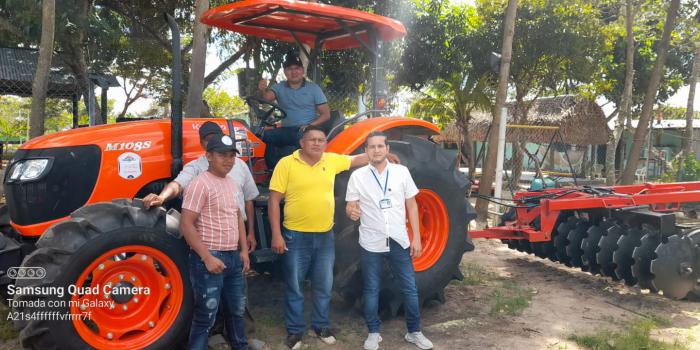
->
[345,161,419,253]
[269,150,352,232]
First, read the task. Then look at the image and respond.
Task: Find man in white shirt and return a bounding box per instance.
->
[142,121,260,251]
[345,131,434,350]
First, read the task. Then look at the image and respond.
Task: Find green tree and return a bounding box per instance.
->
[621,0,682,184]
[202,87,246,119]
[484,0,607,184]
[398,0,494,178]
[29,0,55,138]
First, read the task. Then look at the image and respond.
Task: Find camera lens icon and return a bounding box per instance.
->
[6,267,45,279]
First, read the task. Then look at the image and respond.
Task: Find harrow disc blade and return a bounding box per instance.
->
[505,239,518,250]
[538,241,558,261]
[651,234,700,299]
[597,222,623,280]
[516,239,532,254]
[566,218,591,269]
[514,239,524,252]
[613,227,642,286]
[686,229,700,299]
[554,217,577,266]
[530,242,546,258]
[632,230,661,291]
[582,220,613,275]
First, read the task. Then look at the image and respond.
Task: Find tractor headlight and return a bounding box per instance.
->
[8,158,52,182]
[9,162,24,181]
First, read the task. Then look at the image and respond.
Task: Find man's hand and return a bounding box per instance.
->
[142,193,164,209]
[346,202,361,221]
[240,252,250,273]
[271,233,288,254]
[387,152,401,164]
[203,255,226,274]
[410,238,423,258]
[247,233,257,252]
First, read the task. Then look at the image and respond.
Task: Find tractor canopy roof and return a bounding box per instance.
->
[201,0,406,51]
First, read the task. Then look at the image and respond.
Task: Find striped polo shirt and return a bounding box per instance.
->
[182,171,241,251]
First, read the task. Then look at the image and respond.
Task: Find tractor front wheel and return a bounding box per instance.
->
[12,199,192,350]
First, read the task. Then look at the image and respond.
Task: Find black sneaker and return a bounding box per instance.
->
[285,333,303,350]
[314,328,337,345]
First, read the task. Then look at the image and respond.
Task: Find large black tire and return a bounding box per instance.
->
[0,204,20,303]
[333,135,474,317]
[12,199,192,350]
[687,229,700,300]
[0,205,11,236]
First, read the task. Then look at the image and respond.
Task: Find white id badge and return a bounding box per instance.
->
[379,198,392,209]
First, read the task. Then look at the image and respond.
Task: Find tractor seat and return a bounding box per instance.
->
[320,110,344,138]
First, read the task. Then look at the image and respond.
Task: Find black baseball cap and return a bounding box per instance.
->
[207,134,239,154]
[199,121,223,139]
[283,54,303,68]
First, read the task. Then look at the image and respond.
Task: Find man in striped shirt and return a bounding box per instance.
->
[181,134,251,350]
[143,121,260,251]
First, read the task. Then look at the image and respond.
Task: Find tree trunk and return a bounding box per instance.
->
[511,141,524,186]
[462,127,476,179]
[186,0,209,118]
[456,117,474,174]
[620,0,680,184]
[29,0,55,139]
[606,0,635,185]
[683,44,700,156]
[508,96,531,186]
[61,0,94,125]
[475,0,517,223]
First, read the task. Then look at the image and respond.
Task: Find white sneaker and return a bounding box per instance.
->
[364,333,382,350]
[405,331,433,349]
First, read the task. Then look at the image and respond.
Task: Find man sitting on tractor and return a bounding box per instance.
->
[257,53,330,169]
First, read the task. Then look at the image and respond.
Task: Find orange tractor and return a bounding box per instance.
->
[1,1,475,348]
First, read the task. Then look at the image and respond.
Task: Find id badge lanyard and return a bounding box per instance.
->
[370,168,391,247]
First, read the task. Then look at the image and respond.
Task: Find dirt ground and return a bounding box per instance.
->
[244,238,700,350]
[1,238,698,350]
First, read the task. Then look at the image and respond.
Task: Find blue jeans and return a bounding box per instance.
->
[262,127,302,169]
[188,250,248,350]
[361,239,421,333]
[281,228,335,334]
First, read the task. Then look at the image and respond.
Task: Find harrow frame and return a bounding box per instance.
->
[471,181,700,299]
[471,182,700,241]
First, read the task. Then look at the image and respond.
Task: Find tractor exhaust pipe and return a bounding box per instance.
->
[165,13,183,177]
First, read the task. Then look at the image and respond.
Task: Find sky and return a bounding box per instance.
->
[107,0,700,119]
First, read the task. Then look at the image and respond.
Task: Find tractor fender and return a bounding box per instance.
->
[326,117,439,155]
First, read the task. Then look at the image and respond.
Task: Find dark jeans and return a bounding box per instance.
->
[262,126,302,169]
[361,239,421,333]
[189,250,248,350]
[281,228,335,334]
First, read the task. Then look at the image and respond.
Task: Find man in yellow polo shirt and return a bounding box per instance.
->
[268,125,370,349]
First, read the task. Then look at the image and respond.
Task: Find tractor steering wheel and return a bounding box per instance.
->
[245,96,287,127]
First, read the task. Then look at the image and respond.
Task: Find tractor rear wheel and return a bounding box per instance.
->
[333,135,474,317]
[13,199,192,350]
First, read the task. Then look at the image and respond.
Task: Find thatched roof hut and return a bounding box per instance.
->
[435,95,609,145]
